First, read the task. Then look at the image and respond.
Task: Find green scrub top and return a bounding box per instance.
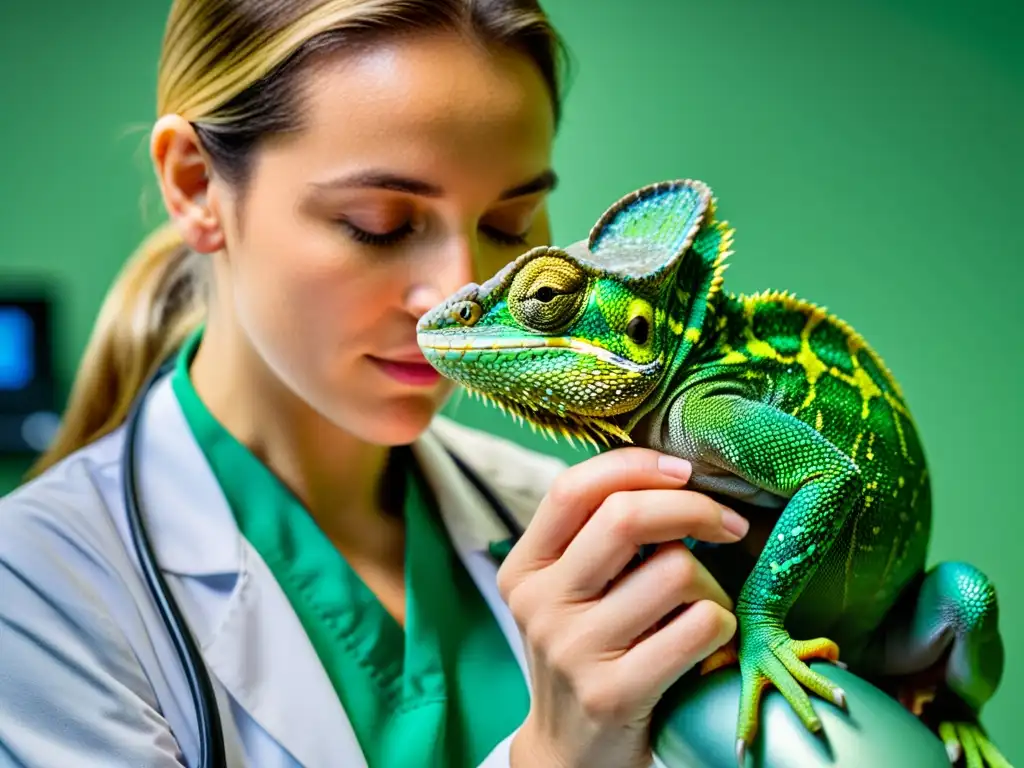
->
[170,329,529,767]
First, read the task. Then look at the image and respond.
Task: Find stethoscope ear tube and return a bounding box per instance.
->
[121,354,227,768]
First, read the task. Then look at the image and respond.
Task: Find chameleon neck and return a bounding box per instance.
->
[621,238,727,433]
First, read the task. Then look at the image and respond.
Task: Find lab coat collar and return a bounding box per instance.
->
[134,372,242,576]
[137,373,368,768]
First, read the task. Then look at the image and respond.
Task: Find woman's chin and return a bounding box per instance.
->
[346,395,447,446]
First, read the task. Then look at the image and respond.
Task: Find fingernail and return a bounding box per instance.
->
[721,506,749,539]
[657,454,692,481]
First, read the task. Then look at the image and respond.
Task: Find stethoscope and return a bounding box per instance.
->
[120,353,524,768]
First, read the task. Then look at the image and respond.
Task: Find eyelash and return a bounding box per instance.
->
[339,221,528,248]
[340,220,415,246]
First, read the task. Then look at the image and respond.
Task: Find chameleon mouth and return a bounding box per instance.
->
[417,331,651,447]
[417,332,660,376]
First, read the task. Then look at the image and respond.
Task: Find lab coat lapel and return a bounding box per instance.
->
[135,375,367,768]
[411,429,531,685]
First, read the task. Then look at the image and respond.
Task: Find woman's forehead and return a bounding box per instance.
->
[289,34,555,175]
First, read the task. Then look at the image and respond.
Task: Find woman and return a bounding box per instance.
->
[0,1,746,767]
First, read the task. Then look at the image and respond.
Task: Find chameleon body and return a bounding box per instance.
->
[415,180,1010,766]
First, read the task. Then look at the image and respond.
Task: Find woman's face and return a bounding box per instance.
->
[207,33,556,445]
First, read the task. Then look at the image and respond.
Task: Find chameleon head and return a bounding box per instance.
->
[416,179,718,445]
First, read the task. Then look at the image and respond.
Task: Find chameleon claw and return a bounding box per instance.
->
[832,687,847,709]
[945,741,962,765]
[735,738,746,767]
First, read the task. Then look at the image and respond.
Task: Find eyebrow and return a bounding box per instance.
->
[309,168,558,201]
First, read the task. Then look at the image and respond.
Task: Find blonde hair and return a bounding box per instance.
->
[29,0,565,478]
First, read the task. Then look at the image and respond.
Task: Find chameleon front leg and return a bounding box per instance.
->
[673,382,862,761]
[858,562,1010,767]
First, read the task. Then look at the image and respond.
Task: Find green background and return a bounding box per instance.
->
[1,0,1020,759]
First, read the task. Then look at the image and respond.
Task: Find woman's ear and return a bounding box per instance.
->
[150,114,225,254]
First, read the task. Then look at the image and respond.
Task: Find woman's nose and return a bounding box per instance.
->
[404,283,448,318]
[404,238,477,318]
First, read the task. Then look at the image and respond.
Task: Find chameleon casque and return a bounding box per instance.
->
[415,180,1011,766]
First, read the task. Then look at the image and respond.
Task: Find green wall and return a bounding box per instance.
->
[1,0,1020,758]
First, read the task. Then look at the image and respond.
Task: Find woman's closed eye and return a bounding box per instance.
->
[338,219,530,248]
[339,219,415,246]
[479,224,528,247]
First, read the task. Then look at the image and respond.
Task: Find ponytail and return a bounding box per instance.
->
[27,223,207,479]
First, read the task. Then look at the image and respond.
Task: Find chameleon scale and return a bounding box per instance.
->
[416,179,1011,768]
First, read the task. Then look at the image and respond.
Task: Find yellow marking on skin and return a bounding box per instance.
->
[851,366,882,419]
[795,312,827,410]
[884,391,913,462]
[685,327,702,343]
[851,432,864,460]
[732,293,913,457]
[898,476,905,487]
[815,410,823,431]
[739,288,904,393]
[721,349,748,365]
[669,315,684,335]
[738,301,829,411]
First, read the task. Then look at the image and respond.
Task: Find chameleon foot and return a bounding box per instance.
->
[938,721,1013,768]
[735,629,845,760]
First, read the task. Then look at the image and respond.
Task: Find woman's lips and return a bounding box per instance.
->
[369,355,441,387]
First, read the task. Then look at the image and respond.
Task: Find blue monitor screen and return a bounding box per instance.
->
[0,306,34,391]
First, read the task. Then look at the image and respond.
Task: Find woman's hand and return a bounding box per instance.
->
[498,448,750,768]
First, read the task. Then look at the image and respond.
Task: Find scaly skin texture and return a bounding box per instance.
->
[416,180,1010,767]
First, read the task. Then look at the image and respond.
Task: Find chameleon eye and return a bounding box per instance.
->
[508,254,588,333]
[623,298,655,353]
[626,315,649,345]
[452,301,482,326]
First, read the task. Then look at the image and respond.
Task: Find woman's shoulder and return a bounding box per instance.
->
[0,428,128,581]
[427,415,573,528]
[0,432,187,765]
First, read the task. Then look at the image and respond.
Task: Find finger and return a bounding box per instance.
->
[587,541,733,648]
[500,448,694,583]
[552,488,747,599]
[611,598,737,701]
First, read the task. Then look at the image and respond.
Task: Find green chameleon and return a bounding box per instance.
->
[415,179,1011,766]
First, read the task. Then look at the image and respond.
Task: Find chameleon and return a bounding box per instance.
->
[415,179,1011,767]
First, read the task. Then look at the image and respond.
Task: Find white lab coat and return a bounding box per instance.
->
[0,372,572,768]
